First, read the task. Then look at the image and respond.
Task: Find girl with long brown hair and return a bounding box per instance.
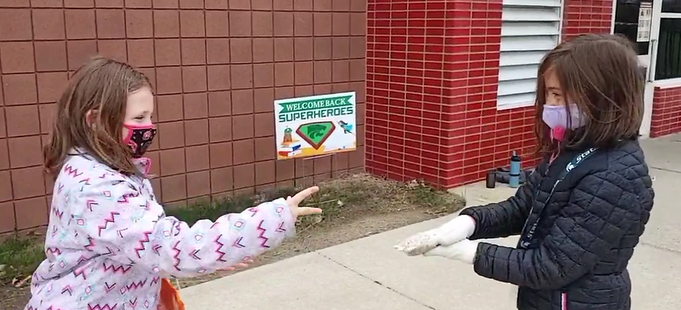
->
[26,56,323,310]
[397,34,654,310]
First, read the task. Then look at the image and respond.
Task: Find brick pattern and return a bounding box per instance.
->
[0,0,366,234]
[365,0,538,189]
[562,0,613,40]
[651,87,681,138]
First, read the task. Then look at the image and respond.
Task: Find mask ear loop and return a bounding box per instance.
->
[122,129,135,145]
[549,126,566,164]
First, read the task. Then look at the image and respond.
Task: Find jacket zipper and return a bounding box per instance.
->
[561,292,568,310]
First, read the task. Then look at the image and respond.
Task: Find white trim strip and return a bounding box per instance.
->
[496,100,534,111]
[503,0,561,7]
[654,77,681,89]
[660,12,681,19]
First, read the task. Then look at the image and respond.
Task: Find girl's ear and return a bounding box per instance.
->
[85,109,99,127]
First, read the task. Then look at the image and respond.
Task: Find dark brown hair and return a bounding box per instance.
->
[44,56,151,177]
[534,33,644,155]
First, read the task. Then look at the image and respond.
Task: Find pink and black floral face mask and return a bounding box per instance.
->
[123,124,157,158]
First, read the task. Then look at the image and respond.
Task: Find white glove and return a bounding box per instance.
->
[423,239,479,264]
[394,215,476,256]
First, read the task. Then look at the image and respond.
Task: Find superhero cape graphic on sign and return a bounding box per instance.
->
[274,92,357,160]
[296,121,336,150]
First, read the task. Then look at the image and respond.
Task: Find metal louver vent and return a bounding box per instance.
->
[498,0,563,109]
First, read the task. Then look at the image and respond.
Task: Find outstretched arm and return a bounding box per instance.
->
[460,165,544,240]
[72,177,296,278]
[472,171,642,290]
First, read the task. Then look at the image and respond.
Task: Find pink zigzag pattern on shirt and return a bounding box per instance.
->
[150,276,161,286]
[232,236,246,248]
[190,249,201,260]
[84,237,96,251]
[87,304,118,310]
[134,231,153,259]
[73,266,87,280]
[152,244,162,255]
[276,221,286,233]
[86,199,98,211]
[129,298,138,309]
[215,235,228,262]
[173,221,182,235]
[103,262,132,274]
[256,220,270,248]
[117,192,137,203]
[247,207,259,217]
[61,285,73,295]
[46,247,62,255]
[125,279,147,291]
[102,246,115,256]
[117,228,128,238]
[52,207,64,219]
[104,282,116,293]
[172,241,182,271]
[76,255,89,265]
[63,164,83,178]
[97,212,121,237]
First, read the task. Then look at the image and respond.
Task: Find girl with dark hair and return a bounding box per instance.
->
[396,34,655,310]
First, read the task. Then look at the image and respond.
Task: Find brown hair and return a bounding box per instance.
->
[534,33,644,155]
[44,56,151,177]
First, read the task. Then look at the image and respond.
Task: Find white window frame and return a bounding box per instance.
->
[497,0,564,110]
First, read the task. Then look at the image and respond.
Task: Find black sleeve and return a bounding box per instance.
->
[459,166,543,240]
[471,171,641,290]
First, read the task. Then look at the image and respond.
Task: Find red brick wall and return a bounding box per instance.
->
[0,0,366,235]
[562,0,612,40]
[651,87,681,137]
[365,0,617,190]
[365,0,537,189]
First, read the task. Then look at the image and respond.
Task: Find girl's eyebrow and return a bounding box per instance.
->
[546,87,561,92]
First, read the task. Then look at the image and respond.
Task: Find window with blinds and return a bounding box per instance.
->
[497,0,563,109]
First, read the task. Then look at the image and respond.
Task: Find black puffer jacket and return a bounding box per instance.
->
[460,139,654,310]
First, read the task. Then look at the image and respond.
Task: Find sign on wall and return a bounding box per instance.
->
[637,2,652,42]
[274,92,357,160]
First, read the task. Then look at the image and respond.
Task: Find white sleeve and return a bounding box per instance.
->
[70,177,296,278]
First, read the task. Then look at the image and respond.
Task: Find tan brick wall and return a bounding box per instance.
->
[0,0,366,235]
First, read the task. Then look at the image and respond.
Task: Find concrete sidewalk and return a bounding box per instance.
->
[180,134,681,310]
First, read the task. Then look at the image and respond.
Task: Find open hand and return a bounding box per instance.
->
[423,239,479,264]
[394,229,442,256]
[395,215,476,256]
[286,186,323,219]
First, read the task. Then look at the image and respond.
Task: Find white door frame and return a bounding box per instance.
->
[641,0,662,138]
[611,0,659,138]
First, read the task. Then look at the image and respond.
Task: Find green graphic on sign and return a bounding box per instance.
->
[277,95,354,123]
[296,121,336,150]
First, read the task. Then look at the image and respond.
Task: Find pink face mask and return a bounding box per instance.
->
[542,104,584,141]
[123,124,157,158]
